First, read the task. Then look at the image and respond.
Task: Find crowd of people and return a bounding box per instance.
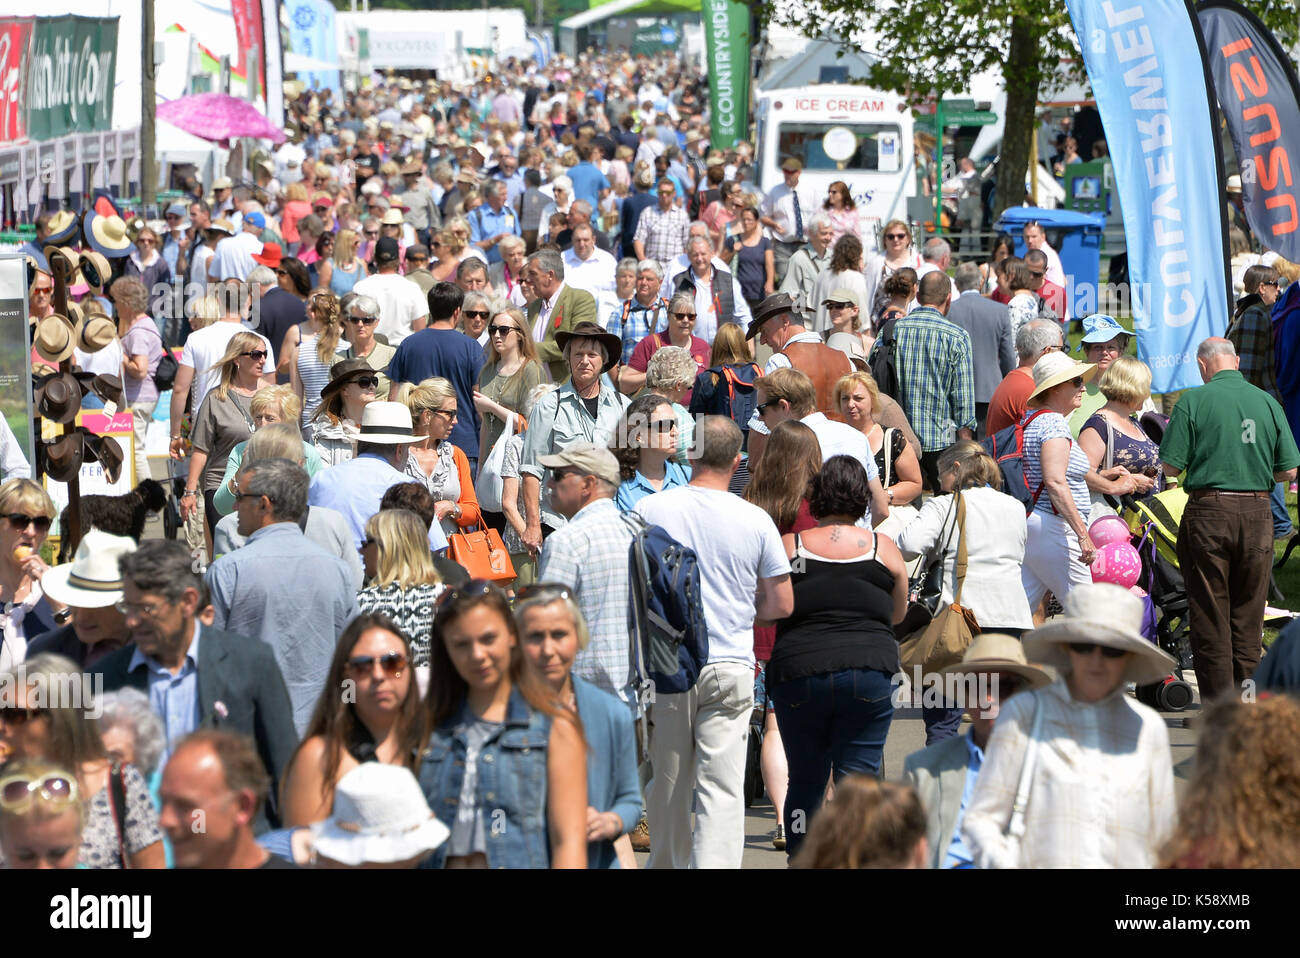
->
[5,47,1300,872]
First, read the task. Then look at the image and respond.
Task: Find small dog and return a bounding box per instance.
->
[57,478,168,562]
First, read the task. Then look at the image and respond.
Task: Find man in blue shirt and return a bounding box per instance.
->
[387,282,485,468]
[902,635,1051,868]
[468,180,522,265]
[566,143,612,210]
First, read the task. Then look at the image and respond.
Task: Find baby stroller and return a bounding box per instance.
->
[1122,488,1196,711]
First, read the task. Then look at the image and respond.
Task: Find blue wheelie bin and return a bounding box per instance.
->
[996,206,1108,319]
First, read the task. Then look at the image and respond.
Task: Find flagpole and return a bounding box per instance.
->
[142,0,157,211]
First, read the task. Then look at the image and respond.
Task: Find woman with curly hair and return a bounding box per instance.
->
[1161,694,1300,869]
[284,290,348,429]
[611,393,690,512]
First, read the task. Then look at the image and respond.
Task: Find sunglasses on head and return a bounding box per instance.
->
[241,350,268,361]
[345,652,408,677]
[1067,642,1128,659]
[0,773,77,813]
[463,310,489,319]
[350,375,381,389]
[7,513,51,532]
[435,579,501,611]
[514,583,576,603]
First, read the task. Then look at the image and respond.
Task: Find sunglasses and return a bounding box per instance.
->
[673,312,697,320]
[350,375,381,389]
[435,579,501,611]
[431,241,443,248]
[0,774,77,813]
[826,301,853,310]
[7,513,51,532]
[0,706,45,726]
[348,315,379,325]
[241,350,268,361]
[885,232,908,240]
[648,418,677,433]
[431,407,458,420]
[755,399,780,414]
[1067,642,1128,659]
[345,652,408,677]
[488,324,518,336]
[1029,270,1045,278]
[463,310,489,319]
[32,287,52,295]
[364,231,379,239]
[1262,280,1281,288]
[275,268,289,276]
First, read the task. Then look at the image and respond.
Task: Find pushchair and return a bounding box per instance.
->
[1121,488,1196,711]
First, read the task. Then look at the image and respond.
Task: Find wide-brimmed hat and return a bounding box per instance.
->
[45,210,81,247]
[212,176,234,191]
[318,358,380,406]
[44,246,82,280]
[781,157,803,172]
[42,529,138,608]
[207,218,236,236]
[1024,583,1177,686]
[82,210,132,258]
[252,242,283,268]
[1028,352,1096,401]
[356,402,416,444]
[538,443,621,486]
[310,764,449,866]
[1226,174,1242,193]
[935,633,1054,689]
[75,309,117,354]
[41,433,84,483]
[78,250,112,294]
[826,332,869,372]
[554,321,622,372]
[401,159,423,176]
[745,292,798,339]
[1076,313,1131,352]
[83,432,124,483]
[33,314,77,365]
[380,208,404,226]
[34,369,82,423]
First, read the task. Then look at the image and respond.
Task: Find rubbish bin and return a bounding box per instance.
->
[996,206,1108,319]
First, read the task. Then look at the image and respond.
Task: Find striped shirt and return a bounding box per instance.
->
[885,306,976,452]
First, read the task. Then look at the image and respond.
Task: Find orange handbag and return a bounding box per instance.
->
[447,528,517,582]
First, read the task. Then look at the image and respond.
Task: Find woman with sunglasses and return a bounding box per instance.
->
[285,291,348,430]
[0,654,165,868]
[0,758,86,869]
[404,379,482,537]
[123,225,172,294]
[0,479,61,668]
[475,306,544,531]
[357,509,446,663]
[962,583,1177,868]
[183,331,270,547]
[276,256,312,303]
[863,219,924,324]
[811,234,869,334]
[428,230,461,283]
[281,612,427,827]
[324,228,367,298]
[822,180,862,249]
[420,582,588,868]
[611,393,691,512]
[459,290,493,347]
[311,357,381,467]
[621,291,711,400]
[514,584,641,869]
[339,294,396,396]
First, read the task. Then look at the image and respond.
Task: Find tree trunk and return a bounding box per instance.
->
[996,15,1046,220]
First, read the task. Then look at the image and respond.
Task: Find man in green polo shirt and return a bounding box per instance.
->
[1160,337,1300,704]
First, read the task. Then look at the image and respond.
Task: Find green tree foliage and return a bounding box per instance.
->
[756,0,1299,219]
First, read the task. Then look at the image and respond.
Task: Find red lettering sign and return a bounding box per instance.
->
[0,20,32,144]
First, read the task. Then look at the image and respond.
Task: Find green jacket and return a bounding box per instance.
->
[526,283,597,382]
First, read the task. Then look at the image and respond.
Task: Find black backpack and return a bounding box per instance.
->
[688,362,762,436]
[869,318,902,401]
[141,322,179,392]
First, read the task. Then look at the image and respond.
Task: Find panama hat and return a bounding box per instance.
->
[44,210,81,247]
[34,369,83,424]
[401,159,423,176]
[935,632,1054,689]
[311,764,449,866]
[356,402,417,444]
[1024,583,1177,686]
[78,250,112,294]
[82,209,132,258]
[207,219,236,236]
[745,292,798,339]
[75,309,117,354]
[44,245,82,280]
[1226,174,1242,193]
[40,432,84,483]
[33,313,77,365]
[41,529,138,609]
[554,321,622,373]
[212,176,234,191]
[380,208,404,226]
[1027,351,1096,401]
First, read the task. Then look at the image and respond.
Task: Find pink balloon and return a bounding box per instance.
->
[1091,541,1143,589]
[1089,514,1132,548]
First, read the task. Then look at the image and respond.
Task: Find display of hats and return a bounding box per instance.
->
[44,246,82,279]
[84,432,124,484]
[79,250,112,294]
[34,370,83,424]
[73,309,116,354]
[45,210,80,247]
[82,209,132,258]
[33,314,77,365]
[71,368,123,407]
[41,433,84,483]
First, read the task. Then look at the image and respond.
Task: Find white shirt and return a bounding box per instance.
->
[672,267,751,343]
[659,254,729,301]
[75,339,124,379]
[180,320,277,411]
[635,486,790,664]
[352,272,430,345]
[799,412,879,479]
[0,415,31,479]
[760,181,815,243]
[210,232,262,282]
[562,247,618,305]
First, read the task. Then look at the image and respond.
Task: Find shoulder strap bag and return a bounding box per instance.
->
[1005,692,1045,845]
[898,491,981,678]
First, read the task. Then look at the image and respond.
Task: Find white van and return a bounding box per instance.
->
[753,84,916,243]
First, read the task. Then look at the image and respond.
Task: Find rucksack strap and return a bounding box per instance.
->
[108,761,129,867]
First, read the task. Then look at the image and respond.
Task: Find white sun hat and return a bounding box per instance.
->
[41,529,138,609]
[310,764,450,866]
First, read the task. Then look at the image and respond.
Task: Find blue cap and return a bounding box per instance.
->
[245,211,266,229]
[1077,313,1129,352]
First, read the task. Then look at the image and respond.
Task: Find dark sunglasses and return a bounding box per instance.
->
[1029,270,1045,278]
[463,310,490,319]
[364,231,379,238]
[431,241,443,247]
[1262,280,1281,288]
[885,232,908,240]
[234,492,270,504]
[488,323,518,336]
[0,706,45,726]
[435,579,502,611]
[275,268,289,276]
[241,350,268,361]
[1067,642,1128,659]
[350,375,381,389]
[648,418,677,433]
[673,312,697,320]
[6,513,51,532]
[826,301,853,310]
[755,399,780,414]
[345,652,408,676]
[347,315,379,325]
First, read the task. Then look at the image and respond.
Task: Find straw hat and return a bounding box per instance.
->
[935,632,1054,689]
[45,210,81,247]
[1023,583,1178,686]
[79,250,112,294]
[75,309,117,354]
[310,764,449,866]
[380,208,404,226]
[82,210,132,258]
[355,402,417,444]
[44,245,82,278]
[207,219,235,236]
[42,529,138,608]
[33,313,77,364]
[1027,352,1096,401]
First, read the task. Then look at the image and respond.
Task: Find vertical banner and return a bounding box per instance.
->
[1197,2,1300,261]
[230,0,266,98]
[262,0,283,126]
[701,0,749,150]
[287,0,339,96]
[1062,0,1230,394]
[0,255,35,480]
[0,20,33,143]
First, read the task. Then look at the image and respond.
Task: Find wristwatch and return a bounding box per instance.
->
[452,503,463,520]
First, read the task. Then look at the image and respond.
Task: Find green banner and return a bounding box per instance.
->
[701,0,749,150]
[25,16,117,141]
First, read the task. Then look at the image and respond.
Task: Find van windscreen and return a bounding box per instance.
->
[777,122,902,173]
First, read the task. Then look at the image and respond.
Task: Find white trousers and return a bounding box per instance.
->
[1022,509,1093,610]
[646,661,753,869]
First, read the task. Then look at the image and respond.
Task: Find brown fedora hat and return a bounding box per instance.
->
[554,321,624,373]
[745,292,797,340]
[84,432,125,484]
[41,433,84,483]
[34,370,84,424]
[317,357,381,406]
[72,370,124,407]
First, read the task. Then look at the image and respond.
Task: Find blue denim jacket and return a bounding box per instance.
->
[418,688,553,869]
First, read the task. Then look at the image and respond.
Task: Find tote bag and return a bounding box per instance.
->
[448,528,517,582]
[898,491,980,677]
[473,413,515,513]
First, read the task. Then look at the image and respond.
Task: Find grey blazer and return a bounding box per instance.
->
[947,292,1017,404]
[903,733,974,869]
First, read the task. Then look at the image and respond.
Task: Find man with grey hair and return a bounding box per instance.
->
[915,237,951,281]
[779,214,834,324]
[207,458,359,735]
[523,247,597,381]
[660,220,727,293]
[985,318,1063,435]
[468,178,520,265]
[557,200,614,253]
[669,235,751,342]
[635,416,794,869]
[607,259,670,370]
[946,261,1015,435]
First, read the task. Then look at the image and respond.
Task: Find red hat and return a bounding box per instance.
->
[252,242,283,268]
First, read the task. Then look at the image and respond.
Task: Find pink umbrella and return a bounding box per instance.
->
[157,93,285,146]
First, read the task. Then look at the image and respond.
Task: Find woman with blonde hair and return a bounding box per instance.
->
[792,777,928,869]
[0,758,87,869]
[429,230,462,283]
[210,387,320,516]
[356,509,446,667]
[182,330,269,546]
[834,371,923,512]
[283,290,348,429]
[404,378,482,537]
[1078,355,1161,503]
[0,479,61,667]
[324,227,366,297]
[446,216,487,264]
[186,292,223,333]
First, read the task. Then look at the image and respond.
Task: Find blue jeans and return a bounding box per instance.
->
[770,668,895,860]
[1271,482,1293,538]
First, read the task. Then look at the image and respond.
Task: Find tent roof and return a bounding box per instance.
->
[560,0,699,31]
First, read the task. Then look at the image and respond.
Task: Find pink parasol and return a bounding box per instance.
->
[156,93,285,146]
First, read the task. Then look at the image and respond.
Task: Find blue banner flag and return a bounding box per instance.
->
[1062,0,1230,393]
[288,0,339,96]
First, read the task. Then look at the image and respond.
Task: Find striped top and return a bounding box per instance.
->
[298,332,345,427]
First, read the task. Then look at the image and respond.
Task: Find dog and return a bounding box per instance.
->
[57,478,167,563]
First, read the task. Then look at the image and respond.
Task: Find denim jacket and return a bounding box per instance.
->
[418,688,553,869]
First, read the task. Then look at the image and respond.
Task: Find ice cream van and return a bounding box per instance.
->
[753,85,916,244]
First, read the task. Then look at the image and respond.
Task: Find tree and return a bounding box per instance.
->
[756,0,1299,221]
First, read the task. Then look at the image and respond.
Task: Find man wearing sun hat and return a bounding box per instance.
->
[29,529,138,667]
[210,176,236,220]
[904,633,1052,869]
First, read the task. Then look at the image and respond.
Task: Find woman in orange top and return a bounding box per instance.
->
[403,378,482,538]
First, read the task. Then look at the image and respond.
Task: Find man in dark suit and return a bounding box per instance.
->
[524,246,597,382]
[91,540,298,826]
[947,262,1016,437]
